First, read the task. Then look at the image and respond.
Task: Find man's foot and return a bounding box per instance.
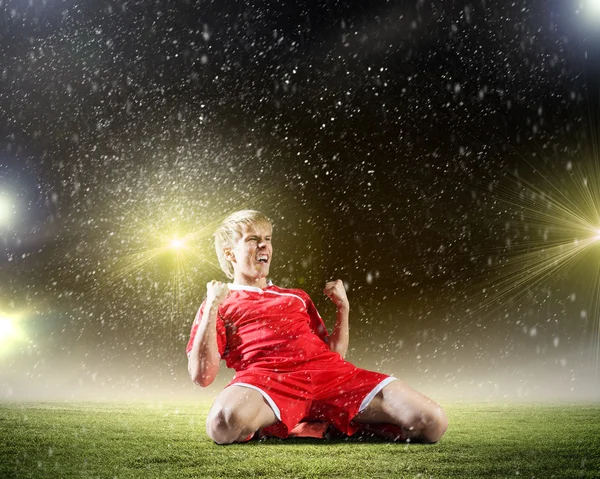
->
[288,421,330,439]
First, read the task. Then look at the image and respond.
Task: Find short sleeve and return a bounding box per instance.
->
[186,301,228,358]
[306,298,330,345]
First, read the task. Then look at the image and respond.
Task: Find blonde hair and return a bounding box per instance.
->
[214,210,273,279]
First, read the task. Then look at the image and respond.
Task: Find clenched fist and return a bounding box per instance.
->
[206,280,229,306]
[323,279,349,311]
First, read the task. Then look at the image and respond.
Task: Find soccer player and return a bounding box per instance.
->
[187,210,448,444]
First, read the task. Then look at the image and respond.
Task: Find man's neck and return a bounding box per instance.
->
[233,275,268,290]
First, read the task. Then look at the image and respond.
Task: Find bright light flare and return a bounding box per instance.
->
[0,194,14,226]
[583,0,600,17]
[0,316,16,338]
[0,314,24,352]
[87,203,225,305]
[480,166,600,309]
[473,158,600,376]
[170,238,185,250]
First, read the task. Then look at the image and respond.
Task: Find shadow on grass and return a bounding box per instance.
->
[224,432,436,446]
[244,438,433,446]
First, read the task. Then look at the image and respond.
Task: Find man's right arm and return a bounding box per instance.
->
[187,281,229,387]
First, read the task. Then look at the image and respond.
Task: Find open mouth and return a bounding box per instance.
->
[257,255,269,264]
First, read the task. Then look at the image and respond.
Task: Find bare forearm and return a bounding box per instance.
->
[188,302,221,387]
[323,279,350,358]
[329,305,349,358]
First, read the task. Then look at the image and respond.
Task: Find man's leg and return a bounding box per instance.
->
[352,380,448,443]
[206,385,278,444]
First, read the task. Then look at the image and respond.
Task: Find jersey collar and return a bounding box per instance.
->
[227,280,273,293]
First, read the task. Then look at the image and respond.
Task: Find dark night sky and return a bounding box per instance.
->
[1,0,600,402]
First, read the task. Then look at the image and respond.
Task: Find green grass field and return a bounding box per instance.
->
[1,401,599,478]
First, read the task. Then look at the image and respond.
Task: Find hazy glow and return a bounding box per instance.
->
[0,194,14,225]
[0,315,23,351]
[170,238,184,250]
[584,0,600,16]
[0,316,16,337]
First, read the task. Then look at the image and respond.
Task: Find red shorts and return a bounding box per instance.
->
[227,358,396,438]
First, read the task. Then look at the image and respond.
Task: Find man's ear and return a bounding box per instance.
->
[224,248,235,263]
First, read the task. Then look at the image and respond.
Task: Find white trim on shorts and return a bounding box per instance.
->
[231,383,282,421]
[358,376,397,413]
[232,376,396,423]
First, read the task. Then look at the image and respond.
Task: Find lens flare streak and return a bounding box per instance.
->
[479,159,600,377]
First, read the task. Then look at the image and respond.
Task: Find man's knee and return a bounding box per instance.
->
[410,405,448,443]
[206,406,248,445]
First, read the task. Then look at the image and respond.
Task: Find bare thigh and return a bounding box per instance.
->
[207,384,278,433]
[352,379,448,442]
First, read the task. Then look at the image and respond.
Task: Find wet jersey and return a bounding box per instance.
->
[186,283,335,372]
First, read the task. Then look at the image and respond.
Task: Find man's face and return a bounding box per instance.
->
[227,223,272,285]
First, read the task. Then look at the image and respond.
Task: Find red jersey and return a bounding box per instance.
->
[186,283,336,372]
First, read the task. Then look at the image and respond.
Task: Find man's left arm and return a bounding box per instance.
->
[323,279,349,358]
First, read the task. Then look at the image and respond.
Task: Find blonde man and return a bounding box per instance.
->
[187,210,447,444]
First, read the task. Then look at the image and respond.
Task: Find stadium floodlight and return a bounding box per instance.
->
[0,194,14,226]
[0,316,17,343]
[583,0,600,17]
